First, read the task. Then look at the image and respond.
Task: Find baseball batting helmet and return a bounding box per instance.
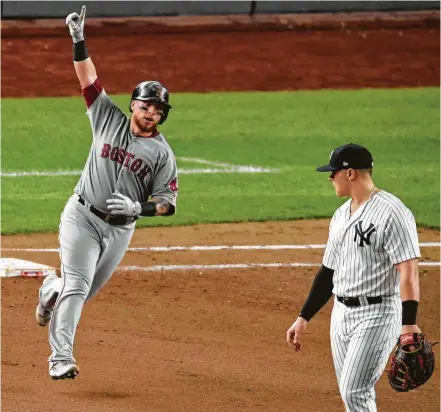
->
[130,81,172,124]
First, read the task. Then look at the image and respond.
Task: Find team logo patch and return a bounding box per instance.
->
[168,177,178,192]
[354,221,376,247]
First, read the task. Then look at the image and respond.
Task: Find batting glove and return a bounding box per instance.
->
[66,5,86,43]
[106,191,142,217]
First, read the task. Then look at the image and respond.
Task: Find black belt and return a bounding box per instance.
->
[78,196,135,226]
[337,296,383,307]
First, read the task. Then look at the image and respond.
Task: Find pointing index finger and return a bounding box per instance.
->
[80,5,86,20]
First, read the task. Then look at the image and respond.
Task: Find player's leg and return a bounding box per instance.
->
[330,300,349,387]
[86,223,135,301]
[338,301,401,412]
[48,197,102,367]
[36,274,63,326]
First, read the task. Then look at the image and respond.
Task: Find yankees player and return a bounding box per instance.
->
[35,5,179,380]
[286,143,423,411]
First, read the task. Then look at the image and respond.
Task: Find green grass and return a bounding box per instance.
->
[2,87,439,234]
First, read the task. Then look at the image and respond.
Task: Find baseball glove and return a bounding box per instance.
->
[388,332,438,392]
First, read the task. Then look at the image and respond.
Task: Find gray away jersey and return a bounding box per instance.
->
[74,89,178,212]
[323,191,421,297]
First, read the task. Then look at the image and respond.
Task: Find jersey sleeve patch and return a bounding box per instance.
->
[168,177,178,192]
[82,78,103,108]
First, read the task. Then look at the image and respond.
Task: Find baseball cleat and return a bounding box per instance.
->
[35,274,59,327]
[49,360,80,380]
[35,303,53,327]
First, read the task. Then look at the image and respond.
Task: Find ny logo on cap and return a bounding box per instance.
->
[354,221,376,247]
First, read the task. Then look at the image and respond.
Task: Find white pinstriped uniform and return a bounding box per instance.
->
[323,190,421,412]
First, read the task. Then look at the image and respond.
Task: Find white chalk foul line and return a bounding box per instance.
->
[0,166,277,177]
[118,261,440,272]
[118,263,321,271]
[179,166,276,174]
[178,156,251,168]
[2,242,439,253]
[130,244,326,251]
[0,156,278,178]
[177,156,236,167]
[0,170,83,177]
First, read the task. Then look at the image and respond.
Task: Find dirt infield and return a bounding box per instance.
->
[2,222,440,412]
[1,12,440,412]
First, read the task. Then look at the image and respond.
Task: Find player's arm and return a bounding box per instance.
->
[384,208,422,335]
[396,258,422,334]
[66,6,96,88]
[106,153,178,217]
[66,5,104,110]
[131,196,175,217]
[137,156,178,217]
[106,192,175,217]
[286,265,334,352]
[287,214,337,351]
[144,197,175,216]
[73,48,97,90]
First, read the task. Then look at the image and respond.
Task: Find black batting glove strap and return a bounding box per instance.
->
[402,300,418,325]
[299,265,334,321]
[140,202,157,217]
[73,40,89,62]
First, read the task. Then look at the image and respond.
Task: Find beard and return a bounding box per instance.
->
[133,115,158,133]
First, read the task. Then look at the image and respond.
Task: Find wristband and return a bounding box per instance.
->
[73,40,89,62]
[402,300,418,325]
[140,202,157,217]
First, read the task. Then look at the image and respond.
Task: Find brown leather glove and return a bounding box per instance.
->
[388,332,438,392]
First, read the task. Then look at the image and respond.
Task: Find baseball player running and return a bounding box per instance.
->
[35,6,179,380]
[286,144,425,411]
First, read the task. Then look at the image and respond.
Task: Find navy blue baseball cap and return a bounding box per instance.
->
[316,143,374,172]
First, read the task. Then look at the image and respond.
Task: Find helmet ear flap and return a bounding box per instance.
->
[159,109,169,124]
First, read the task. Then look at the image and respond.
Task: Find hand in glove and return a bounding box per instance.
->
[106,191,142,216]
[66,5,86,43]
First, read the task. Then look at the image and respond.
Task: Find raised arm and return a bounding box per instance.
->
[66,5,97,89]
